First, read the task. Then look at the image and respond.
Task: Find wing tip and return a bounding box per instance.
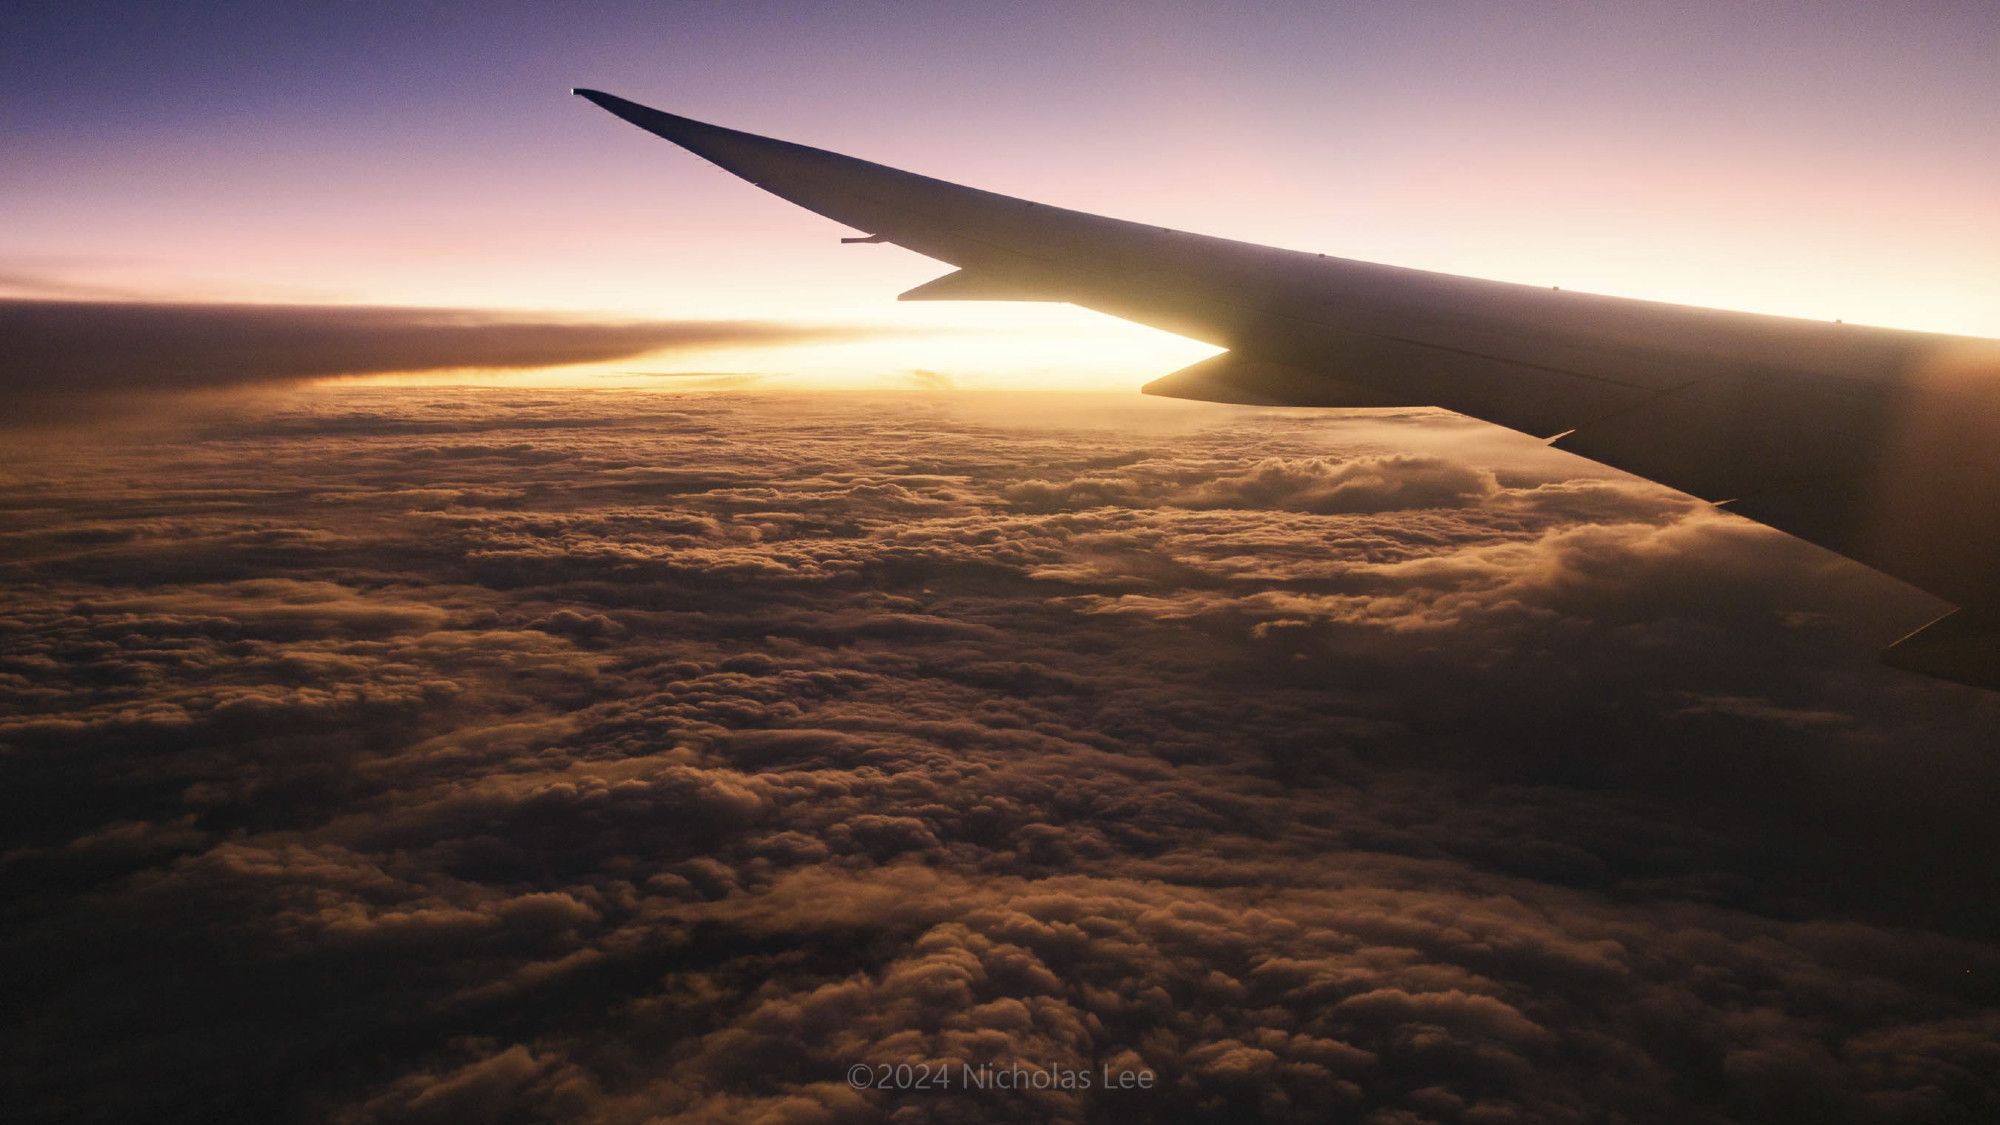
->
[569,87,727,152]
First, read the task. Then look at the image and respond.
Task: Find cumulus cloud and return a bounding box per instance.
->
[2,389,1997,1123]
[1004,454,1497,516]
[1175,455,1500,514]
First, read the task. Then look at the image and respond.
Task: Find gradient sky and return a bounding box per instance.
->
[5,0,1998,387]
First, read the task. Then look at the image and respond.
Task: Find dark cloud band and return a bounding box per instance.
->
[0,298,869,422]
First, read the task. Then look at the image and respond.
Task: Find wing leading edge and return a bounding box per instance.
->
[574,88,2000,689]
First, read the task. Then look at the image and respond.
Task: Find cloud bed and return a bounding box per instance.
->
[2,389,1996,1123]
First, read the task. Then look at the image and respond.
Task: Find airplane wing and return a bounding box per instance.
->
[574,88,2000,690]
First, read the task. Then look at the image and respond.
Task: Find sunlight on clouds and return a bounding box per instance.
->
[357,303,1222,393]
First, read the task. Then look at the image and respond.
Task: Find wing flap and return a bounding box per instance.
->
[1550,371,1887,504]
[897,269,1064,302]
[1141,353,1416,407]
[1881,610,2000,691]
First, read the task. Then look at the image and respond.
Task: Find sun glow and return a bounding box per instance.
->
[352,302,1222,394]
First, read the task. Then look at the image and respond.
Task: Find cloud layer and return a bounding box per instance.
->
[2,389,1997,1124]
[0,299,868,423]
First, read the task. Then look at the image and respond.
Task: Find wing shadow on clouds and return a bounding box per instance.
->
[0,298,870,423]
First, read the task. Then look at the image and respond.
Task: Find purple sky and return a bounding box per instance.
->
[6,0,1998,386]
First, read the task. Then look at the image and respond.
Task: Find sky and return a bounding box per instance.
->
[4,0,1999,389]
